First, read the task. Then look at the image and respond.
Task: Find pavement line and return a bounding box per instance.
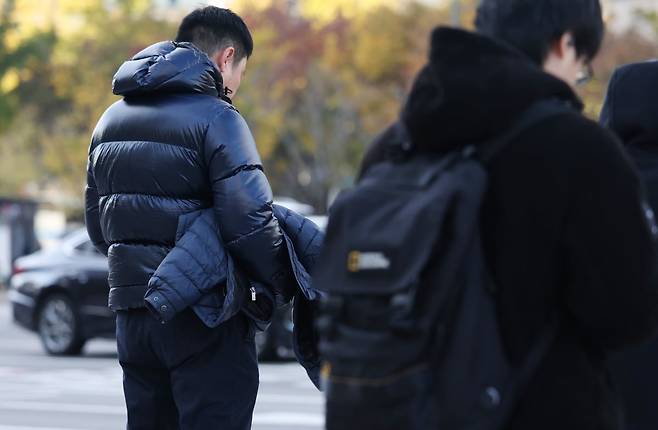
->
[0,426,86,430]
[0,402,325,424]
[252,412,324,426]
[0,401,125,415]
[256,393,323,405]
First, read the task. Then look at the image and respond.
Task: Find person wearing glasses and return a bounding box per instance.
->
[601,60,658,430]
[358,1,658,429]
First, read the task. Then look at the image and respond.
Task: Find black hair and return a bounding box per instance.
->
[475,0,604,65]
[176,6,253,61]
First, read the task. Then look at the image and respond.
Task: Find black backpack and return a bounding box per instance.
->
[314,100,569,430]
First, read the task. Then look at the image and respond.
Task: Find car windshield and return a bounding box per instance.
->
[61,230,98,255]
[74,240,102,255]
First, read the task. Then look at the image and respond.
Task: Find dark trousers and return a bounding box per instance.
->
[116,309,259,430]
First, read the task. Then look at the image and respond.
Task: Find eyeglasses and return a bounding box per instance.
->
[576,62,594,86]
[567,38,594,86]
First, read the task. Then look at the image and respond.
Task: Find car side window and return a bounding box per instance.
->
[75,240,102,256]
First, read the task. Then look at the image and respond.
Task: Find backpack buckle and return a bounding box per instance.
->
[321,295,345,315]
[389,293,415,333]
[462,145,477,159]
[317,296,345,339]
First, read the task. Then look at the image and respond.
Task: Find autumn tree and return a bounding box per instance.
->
[3,0,655,215]
[0,0,175,199]
[0,0,58,194]
[237,1,448,210]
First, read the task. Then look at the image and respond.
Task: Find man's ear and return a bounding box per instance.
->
[213,46,236,73]
[550,32,573,60]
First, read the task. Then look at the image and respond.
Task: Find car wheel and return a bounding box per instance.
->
[37,293,85,356]
[255,329,280,362]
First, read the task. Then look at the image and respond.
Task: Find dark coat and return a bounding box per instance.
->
[144,204,324,388]
[601,60,658,213]
[85,41,295,310]
[601,60,658,430]
[360,28,658,430]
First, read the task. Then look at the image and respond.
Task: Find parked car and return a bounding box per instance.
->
[0,197,40,285]
[255,214,327,360]
[255,302,295,361]
[8,228,297,360]
[8,229,112,355]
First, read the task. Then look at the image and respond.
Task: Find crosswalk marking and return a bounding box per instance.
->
[252,412,324,426]
[0,401,125,415]
[0,365,324,428]
[0,299,324,430]
[0,426,86,430]
[256,393,323,405]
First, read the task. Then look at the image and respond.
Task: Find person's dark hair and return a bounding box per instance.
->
[475,0,604,65]
[176,6,253,62]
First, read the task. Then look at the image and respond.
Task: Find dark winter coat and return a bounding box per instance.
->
[601,60,658,430]
[601,60,658,213]
[85,41,295,310]
[144,204,324,388]
[360,28,658,430]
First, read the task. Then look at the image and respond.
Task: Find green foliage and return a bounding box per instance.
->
[0,0,57,132]
[0,0,174,198]
[238,2,448,209]
[52,0,174,133]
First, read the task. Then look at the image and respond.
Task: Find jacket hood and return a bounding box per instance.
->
[402,27,582,153]
[112,41,224,98]
[601,60,658,148]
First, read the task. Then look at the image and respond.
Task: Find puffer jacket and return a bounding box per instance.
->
[144,204,324,388]
[85,41,294,310]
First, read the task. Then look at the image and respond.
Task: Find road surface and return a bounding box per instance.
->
[0,293,324,430]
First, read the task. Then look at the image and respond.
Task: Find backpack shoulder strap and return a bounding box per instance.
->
[477,99,575,164]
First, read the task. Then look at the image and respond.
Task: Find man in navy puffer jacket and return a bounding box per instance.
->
[84,7,295,430]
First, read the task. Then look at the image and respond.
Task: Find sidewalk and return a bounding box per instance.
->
[0,288,10,323]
